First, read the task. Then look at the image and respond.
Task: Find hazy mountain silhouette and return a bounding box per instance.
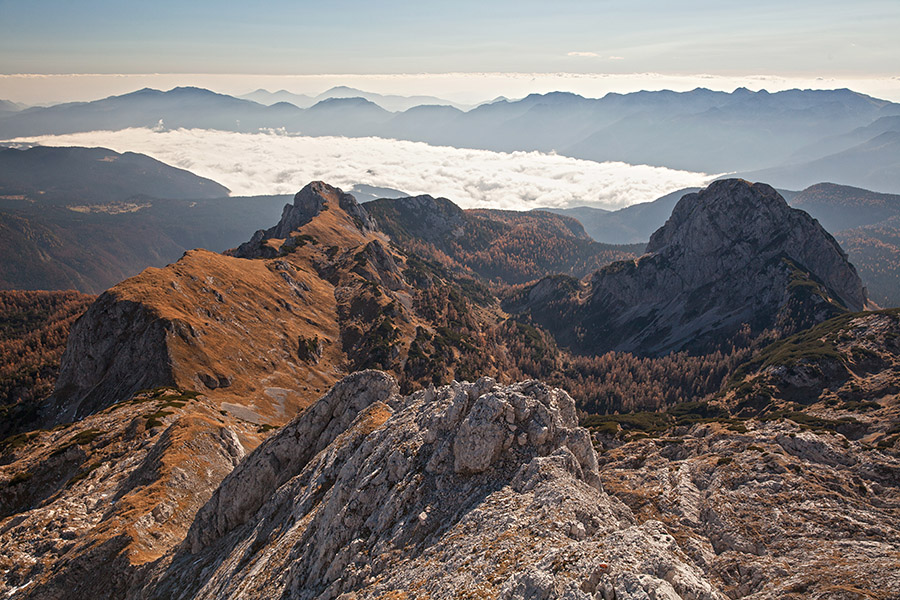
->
[0,87,301,137]
[312,86,466,111]
[239,88,316,108]
[0,145,229,203]
[743,131,900,194]
[2,86,899,193]
[348,183,409,203]
[0,99,25,115]
[239,87,466,111]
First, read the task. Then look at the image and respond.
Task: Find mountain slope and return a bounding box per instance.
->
[836,217,900,307]
[0,291,95,437]
[542,187,699,244]
[0,195,290,293]
[365,194,643,284]
[509,179,868,356]
[790,182,900,232]
[0,145,229,204]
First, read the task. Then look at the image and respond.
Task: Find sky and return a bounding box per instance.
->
[8,128,715,210]
[2,0,899,103]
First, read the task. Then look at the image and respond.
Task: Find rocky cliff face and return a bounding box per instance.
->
[141,371,724,600]
[46,248,346,428]
[511,179,868,356]
[643,179,865,309]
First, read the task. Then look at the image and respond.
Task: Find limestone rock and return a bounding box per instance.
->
[141,373,722,599]
[513,179,869,356]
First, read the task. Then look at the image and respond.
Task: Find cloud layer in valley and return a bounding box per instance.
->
[9,128,714,210]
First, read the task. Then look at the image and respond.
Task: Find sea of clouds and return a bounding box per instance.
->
[10,128,714,210]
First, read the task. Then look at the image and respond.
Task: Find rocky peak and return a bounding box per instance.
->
[643,178,866,310]
[233,181,376,258]
[514,179,868,356]
[366,194,467,243]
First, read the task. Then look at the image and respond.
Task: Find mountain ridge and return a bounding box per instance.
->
[4,86,899,191]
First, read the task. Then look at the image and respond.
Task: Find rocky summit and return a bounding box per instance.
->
[510,179,868,356]
[141,371,723,600]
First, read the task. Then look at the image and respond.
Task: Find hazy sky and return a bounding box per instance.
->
[2,1,897,76]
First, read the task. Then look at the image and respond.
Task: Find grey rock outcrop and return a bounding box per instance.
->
[46,294,177,426]
[643,179,865,309]
[514,179,868,356]
[142,371,725,599]
[185,370,400,552]
[597,419,900,599]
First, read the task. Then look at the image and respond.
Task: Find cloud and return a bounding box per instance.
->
[9,128,715,211]
[567,52,599,57]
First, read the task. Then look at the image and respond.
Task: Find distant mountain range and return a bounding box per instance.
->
[240,86,469,111]
[2,86,899,193]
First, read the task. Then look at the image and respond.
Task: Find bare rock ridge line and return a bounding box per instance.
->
[511,179,868,356]
[185,370,400,552]
[143,371,723,600]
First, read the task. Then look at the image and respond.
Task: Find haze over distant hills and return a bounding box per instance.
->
[2,85,899,194]
[0,146,287,292]
[240,86,469,111]
[0,145,229,204]
[743,130,900,193]
[0,100,26,115]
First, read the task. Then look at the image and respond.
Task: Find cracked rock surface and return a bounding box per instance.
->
[141,371,724,600]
